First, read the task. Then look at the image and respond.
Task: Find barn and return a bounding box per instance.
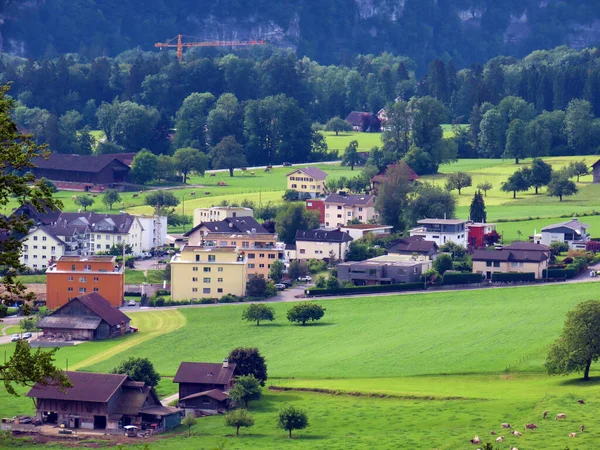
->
[37,292,130,341]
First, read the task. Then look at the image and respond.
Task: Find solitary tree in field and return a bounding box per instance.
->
[445,172,472,195]
[173,147,209,183]
[228,347,268,385]
[74,195,94,211]
[325,116,352,136]
[102,189,121,210]
[110,357,161,387]
[342,140,361,170]
[225,409,255,436]
[476,181,493,197]
[228,375,262,408]
[469,191,486,223]
[501,168,531,199]
[529,158,553,194]
[546,300,600,381]
[547,169,578,202]
[182,413,196,437]
[277,405,309,438]
[210,136,247,177]
[242,303,275,326]
[287,302,326,325]
[568,160,590,182]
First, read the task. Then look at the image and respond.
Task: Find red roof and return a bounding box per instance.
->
[372,162,420,183]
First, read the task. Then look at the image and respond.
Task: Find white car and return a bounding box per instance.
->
[127,300,137,307]
[10,334,20,342]
[23,332,33,339]
[274,283,286,290]
[297,276,312,282]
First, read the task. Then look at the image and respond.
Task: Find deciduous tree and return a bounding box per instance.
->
[433,254,453,275]
[529,158,553,194]
[269,260,284,283]
[476,181,493,197]
[130,150,158,184]
[225,409,255,436]
[325,116,352,136]
[568,160,590,182]
[287,302,326,325]
[145,191,180,210]
[228,348,268,385]
[173,147,209,184]
[74,195,94,211]
[407,184,456,226]
[155,155,175,182]
[182,413,196,437]
[547,169,578,202]
[374,163,414,231]
[342,140,360,170]
[275,204,320,245]
[228,375,262,408]
[242,303,275,326]
[445,172,472,195]
[210,136,247,177]
[110,357,161,387]
[504,118,528,164]
[501,168,531,199]
[102,189,122,210]
[277,405,309,439]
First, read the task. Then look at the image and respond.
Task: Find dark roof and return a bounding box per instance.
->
[180,389,229,402]
[101,153,137,167]
[173,362,237,385]
[387,236,438,254]
[26,371,128,402]
[295,229,353,243]
[32,153,130,174]
[140,405,181,416]
[286,167,328,180]
[55,212,137,234]
[472,249,548,262]
[324,193,375,206]
[503,242,549,251]
[592,159,600,168]
[12,203,61,226]
[372,162,420,183]
[417,218,467,226]
[46,293,130,327]
[37,316,102,330]
[344,111,372,127]
[541,218,590,232]
[114,385,156,416]
[185,217,269,237]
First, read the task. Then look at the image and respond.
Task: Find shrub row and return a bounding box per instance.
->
[147,294,245,307]
[306,282,425,296]
[442,272,483,285]
[542,268,577,279]
[124,291,142,297]
[491,272,536,282]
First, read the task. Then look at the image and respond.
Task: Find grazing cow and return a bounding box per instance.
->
[569,433,577,438]
[578,399,585,404]
[251,172,255,176]
[92,194,97,197]
[470,435,481,444]
[204,192,211,195]
[264,168,270,172]
[210,173,216,177]
[496,436,504,443]
[241,167,248,171]
[139,190,143,193]
[543,410,548,419]
[510,447,519,450]
[581,424,585,433]
[133,194,138,198]
[490,431,497,435]
[556,413,567,421]
[501,423,511,429]
[190,192,196,196]
[525,424,538,430]
[511,430,522,436]
[72,196,77,200]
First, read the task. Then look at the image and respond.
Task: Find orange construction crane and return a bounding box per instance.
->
[155,34,266,61]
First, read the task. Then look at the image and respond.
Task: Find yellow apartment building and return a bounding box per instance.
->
[170,246,247,300]
[286,167,328,198]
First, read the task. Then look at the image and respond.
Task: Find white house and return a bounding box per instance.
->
[136,215,168,252]
[339,224,393,241]
[533,218,590,250]
[193,206,253,227]
[409,218,468,247]
[20,227,66,271]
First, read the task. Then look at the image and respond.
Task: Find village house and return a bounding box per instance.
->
[339,224,393,241]
[338,255,425,285]
[592,159,600,183]
[472,246,549,279]
[46,255,124,309]
[409,218,468,247]
[31,153,131,191]
[136,215,168,252]
[371,161,420,193]
[185,217,269,244]
[286,167,328,198]
[386,236,439,261]
[27,371,181,432]
[344,111,381,132]
[467,222,497,248]
[323,193,378,227]
[305,198,325,224]
[295,229,353,262]
[170,246,247,300]
[533,218,590,250]
[37,293,130,341]
[174,360,238,415]
[193,206,253,227]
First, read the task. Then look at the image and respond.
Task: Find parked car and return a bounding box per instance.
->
[10,334,20,342]
[23,332,32,339]
[282,161,292,166]
[127,300,137,307]
[282,280,294,287]
[130,326,139,333]
[297,275,312,282]
[274,283,286,290]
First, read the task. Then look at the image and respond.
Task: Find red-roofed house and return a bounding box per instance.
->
[371,162,419,193]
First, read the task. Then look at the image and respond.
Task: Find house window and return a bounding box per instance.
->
[493,262,500,268]
[93,288,99,292]
[248,263,255,269]
[24,245,28,251]
[97,235,101,240]
[97,244,101,249]
[486,261,492,267]
[79,277,87,282]
[259,264,265,268]
[203,288,211,294]
[51,246,55,251]
[94,277,99,282]
[196,255,200,262]
[301,185,307,189]
[219,241,228,247]
[242,242,249,248]
[218,267,223,272]
[105,235,110,240]
[218,278,223,282]
[33,245,38,250]
[511,262,518,268]
[347,212,352,217]
[24,255,28,261]
[204,267,211,272]
[203,277,211,283]
[79,287,86,293]
[291,184,297,188]
[248,253,255,259]
[42,255,46,259]
[300,249,306,254]
[33,264,37,268]
[33,236,38,241]
[68,276,74,281]
[192,277,198,282]
[106,245,110,250]
[268,254,275,259]
[358,207,363,212]
[218,288,223,293]
[68,287,74,292]
[192,287,198,292]
[208,255,216,262]
[358,216,363,220]
[42,246,46,250]
[259,253,265,258]
[117,236,122,242]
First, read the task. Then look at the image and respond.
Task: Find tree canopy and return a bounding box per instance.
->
[228,347,268,386]
[110,357,161,387]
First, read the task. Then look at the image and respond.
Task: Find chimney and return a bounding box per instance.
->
[222,358,229,368]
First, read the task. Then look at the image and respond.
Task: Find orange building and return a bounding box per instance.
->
[46,256,124,309]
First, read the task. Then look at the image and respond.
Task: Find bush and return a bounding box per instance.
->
[282,189,300,202]
[491,272,536,282]
[542,268,577,279]
[124,291,142,297]
[562,257,573,264]
[287,302,326,325]
[442,272,483,285]
[154,289,169,296]
[550,241,569,255]
[307,259,327,274]
[306,282,425,296]
[586,240,600,253]
[219,294,240,303]
[154,297,165,307]
[199,298,217,304]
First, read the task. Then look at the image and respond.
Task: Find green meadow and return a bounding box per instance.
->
[2,283,600,448]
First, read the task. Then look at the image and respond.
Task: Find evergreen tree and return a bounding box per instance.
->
[469,191,486,223]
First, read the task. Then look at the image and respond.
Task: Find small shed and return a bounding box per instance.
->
[178,389,230,415]
[592,159,600,183]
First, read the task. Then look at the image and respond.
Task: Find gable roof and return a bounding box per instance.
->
[11,203,61,226]
[295,229,353,243]
[324,193,375,206]
[472,249,548,262]
[592,159,600,168]
[173,362,237,385]
[26,371,128,402]
[44,293,130,327]
[541,218,590,232]
[184,217,269,237]
[372,161,420,183]
[344,111,373,127]
[180,389,229,402]
[32,153,130,174]
[286,167,328,181]
[37,316,103,330]
[387,236,438,254]
[55,212,137,234]
[503,242,549,252]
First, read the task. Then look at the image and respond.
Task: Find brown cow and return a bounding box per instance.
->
[578,399,585,404]
[525,424,537,430]
[569,432,577,438]
[470,436,481,444]
[490,431,497,435]
[501,423,511,429]
[251,172,255,176]
[133,194,138,198]
[190,192,196,196]
[556,413,567,420]
[581,424,585,433]
[495,436,504,443]
[210,173,216,177]
[543,410,548,419]
[511,430,522,436]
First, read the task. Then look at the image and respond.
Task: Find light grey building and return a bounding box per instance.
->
[338,255,425,286]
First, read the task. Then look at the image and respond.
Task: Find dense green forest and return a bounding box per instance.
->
[2,46,600,170]
[2,0,600,68]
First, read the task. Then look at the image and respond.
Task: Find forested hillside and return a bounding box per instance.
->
[2,0,600,68]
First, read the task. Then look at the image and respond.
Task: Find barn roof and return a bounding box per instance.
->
[295,229,353,243]
[344,111,372,127]
[180,389,229,402]
[32,154,130,174]
[173,362,237,385]
[26,371,128,402]
[45,293,130,327]
[324,193,375,206]
[37,316,102,330]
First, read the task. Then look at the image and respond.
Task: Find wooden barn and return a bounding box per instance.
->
[27,371,181,432]
[37,293,130,341]
[31,154,130,187]
[178,389,230,415]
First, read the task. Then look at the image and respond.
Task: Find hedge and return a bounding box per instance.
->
[124,291,142,297]
[542,268,577,279]
[442,272,483,285]
[306,282,425,296]
[491,272,536,282]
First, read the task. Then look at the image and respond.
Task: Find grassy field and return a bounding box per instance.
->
[2,284,600,448]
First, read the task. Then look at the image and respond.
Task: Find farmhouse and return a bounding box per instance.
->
[37,293,130,341]
[170,246,247,300]
[338,255,425,285]
[472,247,549,279]
[386,236,439,261]
[193,206,253,227]
[46,255,124,309]
[344,111,381,132]
[286,167,328,198]
[409,218,468,247]
[31,153,130,190]
[533,218,590,250]
[295,229,353,262]
[27,371,181,432]
[174,360,238,414]
[323,193,378,227]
